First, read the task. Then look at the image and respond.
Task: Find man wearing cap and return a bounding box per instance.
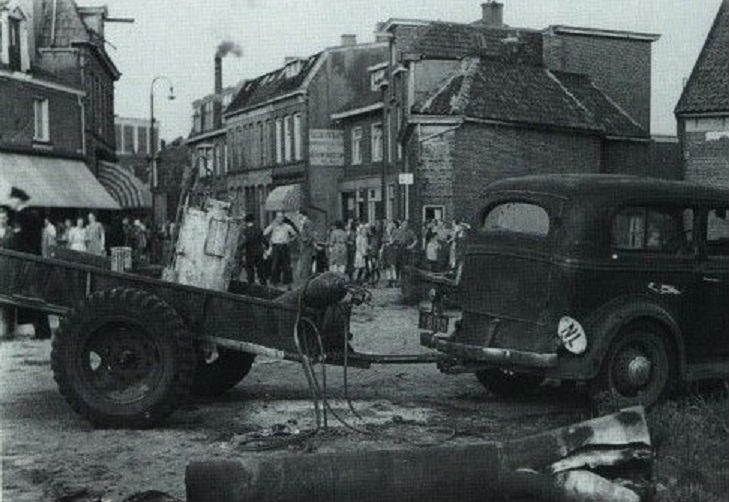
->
[6,187,52,339]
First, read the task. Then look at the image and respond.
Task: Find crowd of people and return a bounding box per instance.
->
[233,212,471,291]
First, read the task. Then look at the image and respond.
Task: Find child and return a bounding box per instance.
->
[425,232,441,272]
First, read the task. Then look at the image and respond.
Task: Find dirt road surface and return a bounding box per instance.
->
[0,288,587,501]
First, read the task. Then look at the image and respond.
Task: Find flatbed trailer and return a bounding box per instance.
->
[0,247,440,428]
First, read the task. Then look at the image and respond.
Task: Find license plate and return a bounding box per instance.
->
[419,311,449,333]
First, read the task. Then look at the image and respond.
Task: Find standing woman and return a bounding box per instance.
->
[85,211,105,256]
[68,217,87,252]
[353,224,368,283]
[327,221,348,274]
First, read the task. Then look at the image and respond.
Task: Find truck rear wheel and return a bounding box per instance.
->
[192,347,255,396]
[51,288,196,428]
[475,369,544,397]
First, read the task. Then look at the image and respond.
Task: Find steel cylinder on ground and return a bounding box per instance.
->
[185,444,563,502]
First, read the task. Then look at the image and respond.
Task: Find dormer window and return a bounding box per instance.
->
[1,7,31,72]
[285,59,302,79]
[369,65,388,91]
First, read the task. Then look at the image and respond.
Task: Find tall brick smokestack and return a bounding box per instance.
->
[213,41,242,129]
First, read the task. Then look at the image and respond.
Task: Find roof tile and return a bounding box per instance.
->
[676,1,729,114]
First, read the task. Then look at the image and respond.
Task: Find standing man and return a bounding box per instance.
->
[239,214,266,285]
[392,219,417,284]
[295,210,316,286]
[41,217,57,258]
[264,212,297,289]
[6,187,52,339]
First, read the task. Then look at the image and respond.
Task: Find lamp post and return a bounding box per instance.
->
[149,76,175,223]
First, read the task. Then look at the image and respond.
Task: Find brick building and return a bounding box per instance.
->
[378,3,661,226]
[0,0,118,210]
[675,0,729,189]
[222,36,387,233]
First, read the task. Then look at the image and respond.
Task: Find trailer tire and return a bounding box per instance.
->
[51,288,196,428]
[192,347,255,396]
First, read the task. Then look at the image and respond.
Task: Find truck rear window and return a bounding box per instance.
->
[482,202,550,237]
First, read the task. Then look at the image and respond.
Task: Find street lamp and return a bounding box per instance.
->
[149,76,174,224]
[149,75,175,159]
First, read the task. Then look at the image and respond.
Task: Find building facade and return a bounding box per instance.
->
[675,0,729,189]
[115,115,159,182]
[377,2,660,226]
[222,37,388,233]
[0,0,118,210]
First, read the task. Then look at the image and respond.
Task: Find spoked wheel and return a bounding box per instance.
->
[475,368,544,397]
[52,288,196,428]
[82,323,166,405]
[591,326,671,409]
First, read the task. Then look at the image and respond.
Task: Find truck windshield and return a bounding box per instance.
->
[482,202,550,237]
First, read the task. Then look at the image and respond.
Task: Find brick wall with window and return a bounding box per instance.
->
[680,116,729,190]
[0,79,83,156]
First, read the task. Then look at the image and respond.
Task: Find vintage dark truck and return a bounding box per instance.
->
[420,174,729,407]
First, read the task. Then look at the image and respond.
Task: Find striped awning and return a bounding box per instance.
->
[0,153,120,209]
[265,184,302,212]
[97,161,152,209]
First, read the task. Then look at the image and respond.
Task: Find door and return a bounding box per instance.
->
[695,206,729,360]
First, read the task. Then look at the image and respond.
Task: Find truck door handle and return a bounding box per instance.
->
[703,276,721,284]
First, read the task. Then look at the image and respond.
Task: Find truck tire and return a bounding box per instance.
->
[192,347,255,396]
[475,369,544,397]
[590,323,671,410]
[51,288,196,428]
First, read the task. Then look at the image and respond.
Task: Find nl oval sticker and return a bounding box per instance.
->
[558,316,587,355]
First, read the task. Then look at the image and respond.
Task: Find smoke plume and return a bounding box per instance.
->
[216,40,243,59]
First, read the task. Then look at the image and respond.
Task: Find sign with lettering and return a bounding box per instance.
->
[309,129,344,166]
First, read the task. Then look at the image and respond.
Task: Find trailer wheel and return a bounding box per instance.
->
[192,347,255,396]
[51,288,196,428]
[475,369,544,397]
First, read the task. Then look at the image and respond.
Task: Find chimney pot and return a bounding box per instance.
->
[481,1,504,27]
[341,34,357,46]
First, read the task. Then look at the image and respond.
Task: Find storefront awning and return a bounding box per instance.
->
[97,161,152,209]
[0,153,120,209]
[265,184,302,212]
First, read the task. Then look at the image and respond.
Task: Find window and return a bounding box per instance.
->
[371,122,383,162]
[265,119,272,164]
[283,115,293,162]
[33,98,49,142]
[258,122,264,166]
[115,124,122,152]
[351,126,363,165]
[707,208,729,257]
[612,207,694,254]
[137,126,148,155]
[293,113,302,160]
[8,17,22,71]
[483,202,549,237]
[275,118,283,163]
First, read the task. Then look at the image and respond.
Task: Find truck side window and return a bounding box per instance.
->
[707,208,729,257]
[613,207,694,254]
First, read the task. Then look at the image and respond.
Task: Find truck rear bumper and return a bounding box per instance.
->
[420,332,558,370]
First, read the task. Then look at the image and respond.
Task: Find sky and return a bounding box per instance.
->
[83,0,723,142]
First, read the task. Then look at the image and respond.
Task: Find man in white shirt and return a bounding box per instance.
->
[264,212,297,289]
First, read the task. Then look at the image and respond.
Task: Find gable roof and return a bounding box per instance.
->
[413,57,647,138]
[38,0,93,47]
[675,0,729,114]
[225,54,322,116]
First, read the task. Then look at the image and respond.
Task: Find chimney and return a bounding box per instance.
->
[481,1,504,27]
[341,34,357,47]
[214,55,223,129]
